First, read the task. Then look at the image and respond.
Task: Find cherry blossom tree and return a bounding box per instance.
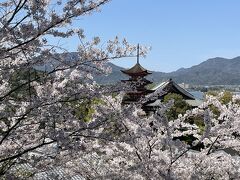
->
[0,0,145,177]
[58,93,240,179]
[0,1,240,179]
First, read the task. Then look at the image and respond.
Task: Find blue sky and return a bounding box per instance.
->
[64,0,240,72]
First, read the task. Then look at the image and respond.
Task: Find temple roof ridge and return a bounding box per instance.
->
[121,62,151,75]
[151,78,195,100]
[121,44,151,76]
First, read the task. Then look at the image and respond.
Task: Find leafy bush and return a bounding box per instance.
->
[163,93,191,120]
[220,91,232,104]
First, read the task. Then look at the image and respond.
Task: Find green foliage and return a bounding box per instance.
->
[103,119,127,139]
[70,98,105,122]
[220,91,232,104]
[175,115,205,150]
[111,92,118,99]
[185,115,205,133]
[206,91,232,118]
[146,83,156,90]
[206,91,233,105]
[209,104,220,118]
[205,91,232,119]
[163,93,191,120]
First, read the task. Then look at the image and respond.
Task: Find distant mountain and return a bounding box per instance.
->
[102,56,240,85]
[94,63,167,84]
[93,63,127,84]
[167,56,240,85]
[37,52,240,85]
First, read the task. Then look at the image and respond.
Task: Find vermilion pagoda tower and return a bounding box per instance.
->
[121,44,154,103]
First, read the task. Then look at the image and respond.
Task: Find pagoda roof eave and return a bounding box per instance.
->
[121,79,153,83]
[121,63,152,75]
[121,71,152,76]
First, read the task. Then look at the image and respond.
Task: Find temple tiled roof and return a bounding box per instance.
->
[121,63,151,76]
[151,79,195,100]
[144,79,203,108]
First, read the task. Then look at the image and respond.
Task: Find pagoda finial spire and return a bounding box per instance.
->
[137,43,140,64]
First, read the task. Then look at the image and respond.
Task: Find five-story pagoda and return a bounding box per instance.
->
[121,44,154,104]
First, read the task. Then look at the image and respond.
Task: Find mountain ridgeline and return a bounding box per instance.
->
[166,57,240,85]
[97,56,240,85]
[38,52,240,85]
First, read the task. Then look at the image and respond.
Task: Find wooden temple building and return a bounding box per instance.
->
[121,44,154,103]
[121,45,202,112]
[143,79,202,112]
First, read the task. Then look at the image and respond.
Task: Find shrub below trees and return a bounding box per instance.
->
[163,93,191,120]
